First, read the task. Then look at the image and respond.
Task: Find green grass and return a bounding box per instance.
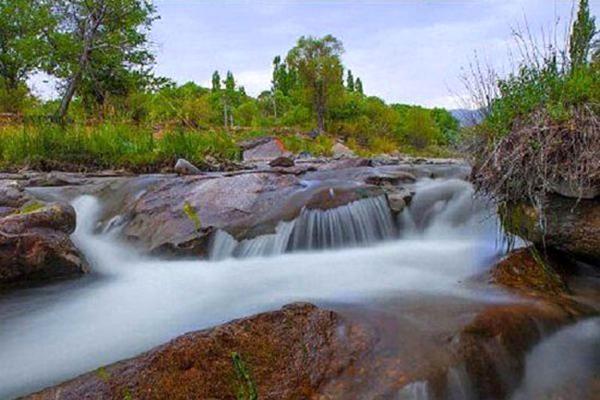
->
[231,352,258,400]
[0,122,241,170]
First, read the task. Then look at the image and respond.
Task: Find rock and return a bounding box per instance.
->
[364,171,416,186]
[451,303,570,399]
[0,202,88,287]
[99,172,385,256]
[490,247,569,296]
[174,158,201,175]
[332,142,355,158]
[551,180,599,199]
[0,180,33,208]
[26,303,372,400]
[503,196,600,264]
[239,137,290,161]
[268,156,295,168]
[386,188,413,213]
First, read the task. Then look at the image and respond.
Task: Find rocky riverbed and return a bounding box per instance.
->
[1,155,598,399]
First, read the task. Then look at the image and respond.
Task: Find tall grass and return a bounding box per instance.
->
[0,122,241,170]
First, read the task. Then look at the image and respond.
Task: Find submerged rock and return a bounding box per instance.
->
[26,303,372,400]
[0,202,88,287]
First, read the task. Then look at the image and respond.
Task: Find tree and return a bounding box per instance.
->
[569,0,596,68]
[0,0,52,111]
[286,35,344,132]
[355,77,364,95]
[211,70,221,91]
[48,0,157,120]
[346,69,355,91]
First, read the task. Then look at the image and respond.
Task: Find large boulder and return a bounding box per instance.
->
[504,195,600,264]
[331,142,355,158]
[99,172,385,256]
[26,303,372,400]
[240,137,290,162]
[0,202,88,287]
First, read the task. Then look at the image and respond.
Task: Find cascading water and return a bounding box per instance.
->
[209,195,397,259]
[0,176,595,399]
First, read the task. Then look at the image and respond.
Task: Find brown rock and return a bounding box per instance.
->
[0,203,88,287]
[490,247,569,296]
[504,196,600,264]
[269,156,295,168]
[26,303,373,400]
[240,137,290,161]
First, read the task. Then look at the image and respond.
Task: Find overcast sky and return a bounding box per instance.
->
[31,1,599,109]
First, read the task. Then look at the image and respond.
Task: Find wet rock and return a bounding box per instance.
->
[0,203,88,287]
[26,303,373,400]
[386,188,413,213]
[0,180,34,208]
[364,171,416,186]
[101,172,385,256]
[332,142,356,158]
[504,196,600,264]
[450,303,577,400]
[240,136,290,161]
[490,247,569,296]
[174,158,201,175]
[268,156,295,168]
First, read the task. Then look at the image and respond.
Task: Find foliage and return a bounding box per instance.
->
[286,35,345,132]
[231,352,258,400]
[47,0,158,118]
[471,0,600,209]
[0,0,52,112]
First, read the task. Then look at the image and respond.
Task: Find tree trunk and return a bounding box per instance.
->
[56,73,80,121]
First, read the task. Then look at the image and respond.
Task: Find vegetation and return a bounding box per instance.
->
[231,352,258,400]
[470,0,599,207]
[0,0,459,170]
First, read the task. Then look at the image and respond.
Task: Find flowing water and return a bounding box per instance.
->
[0,177,597,399]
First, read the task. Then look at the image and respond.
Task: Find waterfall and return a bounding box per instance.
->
[209,195,397,259]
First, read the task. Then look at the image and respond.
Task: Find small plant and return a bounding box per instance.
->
[13,201,45,215]
[231,352,258,400]
[183,201,201,230]
[95,367,110,382]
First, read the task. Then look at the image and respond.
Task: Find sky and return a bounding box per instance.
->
[31,0,600,109]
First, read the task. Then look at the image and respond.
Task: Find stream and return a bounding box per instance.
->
[0,177,598,399]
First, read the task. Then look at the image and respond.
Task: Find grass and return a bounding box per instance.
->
[0,122,241,171]
[231,352,258,400]
[0,119,460,172]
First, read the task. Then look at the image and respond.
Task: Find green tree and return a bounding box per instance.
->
[346,69,355,92]
[286,35,345,132]
[355,77,364,95]
[48,0,157,119]
[569,0,596,68]
[400,107,441,149]
[211,70,221,91]
[0,0,52,112]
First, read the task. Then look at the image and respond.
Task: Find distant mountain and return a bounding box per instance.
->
[450,109,484,127]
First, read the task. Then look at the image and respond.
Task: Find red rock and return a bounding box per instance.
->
[25,303,373,400]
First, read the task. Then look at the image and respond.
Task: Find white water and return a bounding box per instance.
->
[209,195,397,259]
[512,317,600,399]
[0,179,546,398]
